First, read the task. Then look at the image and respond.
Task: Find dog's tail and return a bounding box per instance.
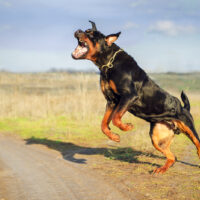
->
[181,91,190,111]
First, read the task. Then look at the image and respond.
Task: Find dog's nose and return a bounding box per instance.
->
[74,29,84,38]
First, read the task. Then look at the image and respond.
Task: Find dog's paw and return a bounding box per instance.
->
[120,123,134,131]
[153,166,168,174]
[109,133,120,142]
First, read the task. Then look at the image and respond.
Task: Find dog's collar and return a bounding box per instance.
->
[100,49,123,71]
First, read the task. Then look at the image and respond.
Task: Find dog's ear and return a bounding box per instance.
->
[89,20,97,31]
[105,32,121,46]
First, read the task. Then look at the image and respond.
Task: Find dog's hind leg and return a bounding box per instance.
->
[150,122,175,174]
[176,95,200,157]
[174,119,200,158]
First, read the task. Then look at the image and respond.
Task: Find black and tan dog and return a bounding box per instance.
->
[72,21,200,173]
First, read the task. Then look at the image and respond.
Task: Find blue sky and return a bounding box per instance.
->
[0,0,200,72]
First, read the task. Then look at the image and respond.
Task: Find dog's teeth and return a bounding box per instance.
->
[84,42,87,46]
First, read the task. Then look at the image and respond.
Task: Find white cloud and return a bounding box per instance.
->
[149,20,196,36]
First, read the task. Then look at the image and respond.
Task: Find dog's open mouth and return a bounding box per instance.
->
[72,37,89,59]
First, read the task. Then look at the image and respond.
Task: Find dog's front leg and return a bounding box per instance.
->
[112,95,138,131]
[101,103,120,142]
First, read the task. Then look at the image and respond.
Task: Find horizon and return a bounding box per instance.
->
[0,67,200,75]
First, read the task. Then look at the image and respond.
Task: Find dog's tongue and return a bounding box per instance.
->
[72,45,88,59]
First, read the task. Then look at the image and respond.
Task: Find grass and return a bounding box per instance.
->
[0,71,200,146]
[0,116,106,145]
[0,71,200,170]
[150,72,200,93]
[1,71,200,200]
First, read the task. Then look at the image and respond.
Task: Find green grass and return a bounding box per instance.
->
[0,72,200,155]
[0,116,106,144]
[0,72,200,200]
[150,72,200,92]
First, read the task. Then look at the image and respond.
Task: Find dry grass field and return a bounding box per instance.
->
[0,72,103,119]
[0,72,106,141]
[0,71,200,199]
[0,72,199,139]
[0,71,200,146]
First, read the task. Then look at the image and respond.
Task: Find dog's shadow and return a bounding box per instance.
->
[25,137,200,170]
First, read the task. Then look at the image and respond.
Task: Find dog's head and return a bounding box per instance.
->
[72,21,121,62]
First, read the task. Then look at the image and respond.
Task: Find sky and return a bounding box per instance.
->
[0,0,200,73]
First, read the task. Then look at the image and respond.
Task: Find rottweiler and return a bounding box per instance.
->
[72,21,200,173]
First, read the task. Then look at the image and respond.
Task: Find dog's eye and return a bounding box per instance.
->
[85,29,94,35]
[93,31,99,37]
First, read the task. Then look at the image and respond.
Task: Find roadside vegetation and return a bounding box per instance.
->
[0,71,200,199]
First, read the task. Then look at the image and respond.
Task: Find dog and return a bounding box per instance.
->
[72,21,200,173]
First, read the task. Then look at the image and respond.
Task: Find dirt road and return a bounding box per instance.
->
[1,134,200,200]
[0,135,137,200]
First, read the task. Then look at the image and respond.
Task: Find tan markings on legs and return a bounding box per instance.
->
[112,107,134,131]
[100,79,105,93]
[151,122,175,174]
[173,120,200,158]
[101,106,120,142]
[100,80,110,94]
[109,80,118,94]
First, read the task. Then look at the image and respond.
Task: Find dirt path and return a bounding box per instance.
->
[0,135,138,200]
[1,134,200,200]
